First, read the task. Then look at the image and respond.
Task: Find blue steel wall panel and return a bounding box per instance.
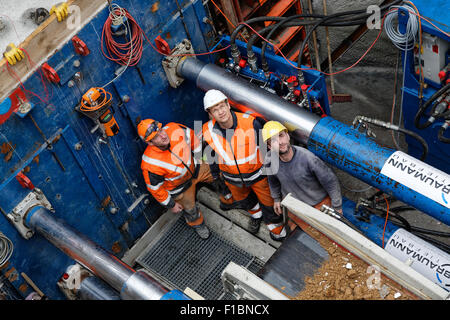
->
[216,36,331,116]
[398,1,450,172]
[0,0,215,299]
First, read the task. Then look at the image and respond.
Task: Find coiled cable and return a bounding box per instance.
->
[0,232,13,268]
[385,4,419,143]
[101,3,139,88]
[384,4,419,51]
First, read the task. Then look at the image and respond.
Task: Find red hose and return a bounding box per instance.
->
[101,8,143,67]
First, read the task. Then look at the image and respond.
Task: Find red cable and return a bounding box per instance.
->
[101,8,144,66]
[22,49,53,104]
[5,48,54,108]
[102,8,231,63]
[209,0,248,43]
[239,8,399,77]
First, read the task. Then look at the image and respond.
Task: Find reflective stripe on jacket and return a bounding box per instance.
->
[202,112,263,185]
[141,122,200,207]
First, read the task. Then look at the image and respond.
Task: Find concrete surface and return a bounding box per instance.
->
[0,0,61,52]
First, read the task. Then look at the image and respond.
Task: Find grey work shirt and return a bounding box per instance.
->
[264,145,342,210]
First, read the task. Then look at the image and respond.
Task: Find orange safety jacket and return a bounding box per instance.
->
[141,122,202,208]
[202,111,263,186]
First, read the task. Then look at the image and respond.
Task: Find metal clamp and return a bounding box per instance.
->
[320,204,342,220]
[57,263,91,300]
[352,116,377,138]
[162,39,194,88]
[8,188,54,239]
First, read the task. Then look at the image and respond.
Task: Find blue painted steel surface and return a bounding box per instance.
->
[216,36,331,116]
[398,0,450,172]
[0,0,215,299]
[342,198,397,248]
[160,289,191,300]
[308,116,450,225]
[408,0,450,35]
[1,0,444,300]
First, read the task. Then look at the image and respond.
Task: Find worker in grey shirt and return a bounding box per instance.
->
[262,121,343,215]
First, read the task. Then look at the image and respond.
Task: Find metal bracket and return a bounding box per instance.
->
[57,263,92,300]
[352,119,377,138]
[56,263,93,300]
[8,188,54,239]
[220,262,288,300]
[162,39,194,88]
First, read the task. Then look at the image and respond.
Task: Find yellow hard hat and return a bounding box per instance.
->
[262,121,287,142]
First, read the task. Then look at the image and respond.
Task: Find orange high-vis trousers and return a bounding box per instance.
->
[173,162,213,226]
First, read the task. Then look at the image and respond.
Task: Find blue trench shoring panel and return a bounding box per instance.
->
[398,0,450,172]
[0,0,216,299]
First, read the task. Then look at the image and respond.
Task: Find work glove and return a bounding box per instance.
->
[3,43,24,65]
[50,2,69,22]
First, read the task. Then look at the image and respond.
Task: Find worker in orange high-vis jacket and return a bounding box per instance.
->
[201,89,288,241]
[138,118,213,239]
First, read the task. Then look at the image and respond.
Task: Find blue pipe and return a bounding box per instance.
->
[178,58,450,226]
[160,289,191,300]
[308,117,450,225]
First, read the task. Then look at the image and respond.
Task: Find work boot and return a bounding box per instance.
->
[219,195,236,211]
[248,217,262,234]
[269,225,290,242]
[192,223,210,240]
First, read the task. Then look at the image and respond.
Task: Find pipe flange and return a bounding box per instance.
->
[9,188,53,239]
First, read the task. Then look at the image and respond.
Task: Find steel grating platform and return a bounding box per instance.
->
[136,216,265,300]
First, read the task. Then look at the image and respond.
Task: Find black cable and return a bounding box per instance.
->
[301,14,350,68]
[250,15,373,69]
[233,2,398,69]
[390,205,415,213]
[230,145,247,188]
[414,83,450,129]
[297,0,403,67]
[260,15,308,72]
[438,123,450,143]
[357,117,429,161]
[385,212,412,232]
[395,126,428,161]
[231,13,376,59]
[430,95,450,119]
[413,233,450,254]
[230,16,288,47]
[411,226,450,238]
[373,212,450,254]
[373,207,450,238]
[168,149,195,179]
[246,19,318,72]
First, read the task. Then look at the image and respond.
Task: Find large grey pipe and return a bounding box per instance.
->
[178,57,321,144]
[25,206,168,300]
[78,276,121,300]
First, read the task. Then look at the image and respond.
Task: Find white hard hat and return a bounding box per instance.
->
[203,89,228,111]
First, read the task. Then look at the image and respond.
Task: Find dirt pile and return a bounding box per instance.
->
[291,226,414,300]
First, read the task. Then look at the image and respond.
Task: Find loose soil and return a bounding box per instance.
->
[289,226,416,300]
